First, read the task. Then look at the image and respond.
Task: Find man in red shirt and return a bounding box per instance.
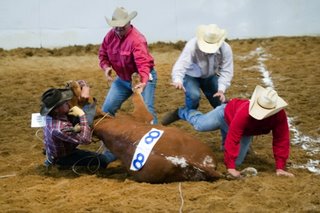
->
[40,87,115,170]
[98,7,158,124]
[162,85,294,178]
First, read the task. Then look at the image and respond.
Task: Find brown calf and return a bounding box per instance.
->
[67,78,221,183]
[91,78,221,183]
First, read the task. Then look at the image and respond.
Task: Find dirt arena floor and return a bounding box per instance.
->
[0,36,320,212]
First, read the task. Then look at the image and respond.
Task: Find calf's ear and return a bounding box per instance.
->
[69,81,82,98]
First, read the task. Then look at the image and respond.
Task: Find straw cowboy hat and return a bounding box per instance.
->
[40,88,73,116]
[105,7,137,27]
[196,24,227,54]
[249,85,288,120]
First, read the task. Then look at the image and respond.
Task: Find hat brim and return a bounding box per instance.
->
[105,11,137,27]
[249,85,288,120]
[40,89,73,116]
[196,25,226,54]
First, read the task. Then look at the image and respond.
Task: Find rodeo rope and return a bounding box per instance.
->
[35,129,44,142]
[70,113,115,176]
[71,154,101,175]
[35,128,101,175]
[72,115,114,176]
[91,112,114,136]
[178,182,184,213]
[34,113,113,175]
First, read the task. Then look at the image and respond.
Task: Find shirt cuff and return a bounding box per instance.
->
[275,160,286,170]
[172,78,183,84]
[102,65,109,71]
[218,85,227,93]
[224,157,236,169]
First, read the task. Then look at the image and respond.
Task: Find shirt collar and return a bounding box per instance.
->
[113,25,133,40]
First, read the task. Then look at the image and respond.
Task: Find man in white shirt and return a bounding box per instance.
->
[164,24,233,126]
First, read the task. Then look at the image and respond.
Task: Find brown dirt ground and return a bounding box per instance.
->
[0,36,320,213]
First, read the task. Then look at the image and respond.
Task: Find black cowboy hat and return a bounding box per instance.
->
[40,88,73,116]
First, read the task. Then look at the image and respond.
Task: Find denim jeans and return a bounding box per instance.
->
[183,74,221,109]
[102,69,158,124]
[178,104,252,166]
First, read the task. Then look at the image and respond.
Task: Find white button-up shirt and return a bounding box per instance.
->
[172,37,234,92]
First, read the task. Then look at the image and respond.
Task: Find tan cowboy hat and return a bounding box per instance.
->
[249,85,288,120]
[105,7,137,27]
[196,24,227,54]
[40,88,73,116]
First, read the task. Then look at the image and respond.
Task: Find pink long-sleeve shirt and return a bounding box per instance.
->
[98,26,154,83]
[223,99,290,170]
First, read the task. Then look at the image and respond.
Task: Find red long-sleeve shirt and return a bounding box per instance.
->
[223,99,290,170]
[98,26,154,83]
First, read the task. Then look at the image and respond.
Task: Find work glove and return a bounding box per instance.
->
[68,106,85,117]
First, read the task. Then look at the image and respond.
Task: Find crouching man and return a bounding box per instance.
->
[162,85,295,178]
[40,87,115,170]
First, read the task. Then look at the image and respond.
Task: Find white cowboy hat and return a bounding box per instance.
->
[196,24,227,54]
[249,85,288,120]
[105,7,137,27]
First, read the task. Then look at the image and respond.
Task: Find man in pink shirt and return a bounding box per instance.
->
[98,7,158,124]
[162,85,294,178]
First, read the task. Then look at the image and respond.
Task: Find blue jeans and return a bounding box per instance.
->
[183,74,221,109]
[178,104,252,166]
[102,69,158,124]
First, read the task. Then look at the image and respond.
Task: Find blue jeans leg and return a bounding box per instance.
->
[102,70,158,124]
[179,104,228,150]
[183,75,201,109]
[235,136,253,166]
[200,75,221,108]
[183,74,220,109]
[102,77,132,115]
[141,69,158,124]
[178,104,226,132]
[103,150,117,163]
